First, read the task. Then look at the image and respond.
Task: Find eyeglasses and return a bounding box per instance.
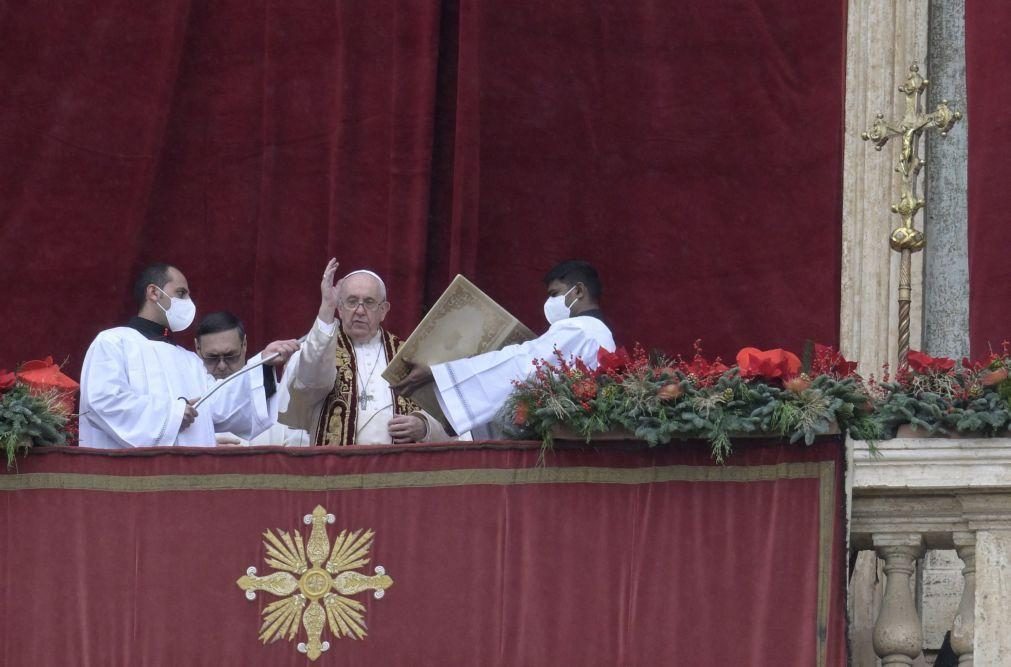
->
[200,353,243,367]
[340,297,385,312]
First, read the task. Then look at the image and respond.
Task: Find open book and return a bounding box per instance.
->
[382,275,535,430]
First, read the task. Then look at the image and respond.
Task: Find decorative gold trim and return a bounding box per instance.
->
[815,460,836,667]
[0,461,829,492]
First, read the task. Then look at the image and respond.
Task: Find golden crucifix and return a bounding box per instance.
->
[861,63,961,372]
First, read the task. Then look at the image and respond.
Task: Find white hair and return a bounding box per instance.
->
[340,269,387,301]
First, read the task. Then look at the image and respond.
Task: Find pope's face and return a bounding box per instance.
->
[195,328,247,380]
[338,274,389,344]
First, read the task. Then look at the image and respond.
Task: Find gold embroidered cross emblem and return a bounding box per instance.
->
[236,505,393,660]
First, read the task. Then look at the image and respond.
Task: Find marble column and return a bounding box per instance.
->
[974,531,1011,665]
[922,0,969,359]
[841,0,929,376]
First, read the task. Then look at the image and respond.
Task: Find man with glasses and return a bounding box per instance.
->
[278,259,452,445]
[194,311,308,446]
[79,263,301,448]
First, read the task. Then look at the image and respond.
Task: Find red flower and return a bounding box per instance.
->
[907,350,955,373]
[736,347,802,381]
[676,340,728,387]
[0,369,16,393]
[596,347,631,375]
[17,357,80,392]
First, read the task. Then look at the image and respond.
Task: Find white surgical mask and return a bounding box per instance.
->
[543,285,578,325]
[155,286,196,332]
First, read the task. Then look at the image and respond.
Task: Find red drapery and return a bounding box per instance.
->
[0,439,847,665]
[966,1,1011,356]
[0,2,846,374]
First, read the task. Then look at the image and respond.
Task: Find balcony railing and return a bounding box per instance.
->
[850,436,1011,665]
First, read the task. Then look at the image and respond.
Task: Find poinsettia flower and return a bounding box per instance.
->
[596,347,631,375]
[736,347,802,381]
[15,357,79,413]
[0,369,16,393]
[907,350,955,373]
[16,357,79,392]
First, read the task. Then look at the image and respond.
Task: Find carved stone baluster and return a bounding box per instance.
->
[950,532,975,665]
[872,534,925,666]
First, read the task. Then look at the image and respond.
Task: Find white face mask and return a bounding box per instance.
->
[543,285,578,325]
[155,286,197,332]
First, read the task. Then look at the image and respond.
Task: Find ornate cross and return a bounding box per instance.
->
[861,64,961,372]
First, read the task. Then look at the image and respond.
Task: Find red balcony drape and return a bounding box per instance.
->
[0,439,847,665]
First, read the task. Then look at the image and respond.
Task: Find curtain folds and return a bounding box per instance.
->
[0,1,845,372]
[966,1,1011,355]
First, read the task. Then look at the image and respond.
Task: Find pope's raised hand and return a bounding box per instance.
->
[319,258,341,323]
[262,339,301,366]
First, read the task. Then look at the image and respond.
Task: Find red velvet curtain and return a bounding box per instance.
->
[0,440,847,665]
[966,1,1011,356]
[0,2,845,374]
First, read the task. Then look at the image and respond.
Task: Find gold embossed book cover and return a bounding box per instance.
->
[382,275,535,428]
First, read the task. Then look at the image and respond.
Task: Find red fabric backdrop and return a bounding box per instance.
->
[0,440,847,665]
[966,2,1011,356]
[0,2,845,375]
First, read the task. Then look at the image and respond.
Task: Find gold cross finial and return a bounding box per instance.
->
[861,63,961,371]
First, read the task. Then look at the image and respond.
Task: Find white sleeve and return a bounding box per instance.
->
[80,335,185,447]
[202,352,277,440]
[430,319,613,434]
[278,318,338,431]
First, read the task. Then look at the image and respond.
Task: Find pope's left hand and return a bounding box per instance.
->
[262,339,301,366]
[390,363,433,395]
[388,415,427,443]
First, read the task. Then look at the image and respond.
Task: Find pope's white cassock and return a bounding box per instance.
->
[431,312,615,435]
[80,326,277,448]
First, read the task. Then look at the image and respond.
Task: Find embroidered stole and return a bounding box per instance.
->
[314,328,422,446]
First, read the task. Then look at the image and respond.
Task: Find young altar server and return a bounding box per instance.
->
[79,263,300,448]
[393,260,615,437]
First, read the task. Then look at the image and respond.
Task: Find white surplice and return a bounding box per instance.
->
[79,327,277,448]
[431,314,615,435]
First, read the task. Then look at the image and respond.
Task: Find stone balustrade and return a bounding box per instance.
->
[850,437,1011,666]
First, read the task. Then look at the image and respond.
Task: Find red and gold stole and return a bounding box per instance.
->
[314,328,422,446]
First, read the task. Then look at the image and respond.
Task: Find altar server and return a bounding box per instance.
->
[79,263,299,448]
[194,310,309,446]
[393,260,615,436]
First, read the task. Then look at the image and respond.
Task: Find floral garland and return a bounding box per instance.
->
[871,345,1011,437]
[0,358,78,468]
[502,341,878,462]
